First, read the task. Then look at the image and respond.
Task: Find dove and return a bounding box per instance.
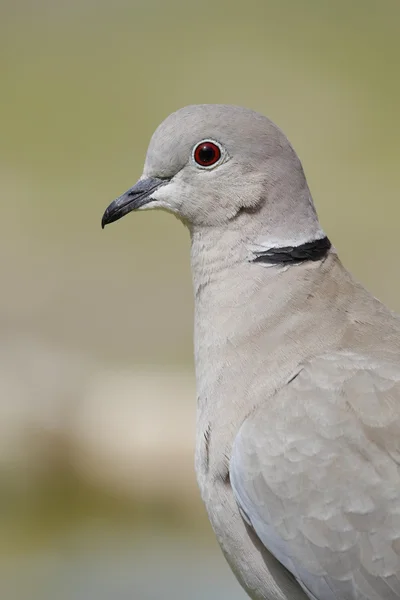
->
[102,104,400,600]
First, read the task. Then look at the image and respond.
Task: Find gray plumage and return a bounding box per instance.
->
[102,104,400,600]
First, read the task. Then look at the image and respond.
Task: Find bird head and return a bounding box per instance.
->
[102,104,326,253]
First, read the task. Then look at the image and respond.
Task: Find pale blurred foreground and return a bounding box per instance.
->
[0,334,196,504]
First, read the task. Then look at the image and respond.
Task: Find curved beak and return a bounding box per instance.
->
[101,177,169,228]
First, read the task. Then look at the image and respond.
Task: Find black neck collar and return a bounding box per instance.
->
[251,236,331,265]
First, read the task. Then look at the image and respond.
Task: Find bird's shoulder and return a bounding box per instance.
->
[235,350,400,462]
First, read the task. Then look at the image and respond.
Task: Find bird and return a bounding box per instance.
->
[102,104,400,600]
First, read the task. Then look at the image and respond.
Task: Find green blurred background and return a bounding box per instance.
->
[1,0,400,598]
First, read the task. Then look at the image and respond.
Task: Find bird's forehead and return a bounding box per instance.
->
[143,104,277,178]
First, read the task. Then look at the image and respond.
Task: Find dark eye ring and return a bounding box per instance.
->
[193,140,222,167]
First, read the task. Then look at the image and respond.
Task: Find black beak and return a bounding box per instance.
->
[101,177,169,229]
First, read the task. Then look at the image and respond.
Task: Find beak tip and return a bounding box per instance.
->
[101,210,110,229]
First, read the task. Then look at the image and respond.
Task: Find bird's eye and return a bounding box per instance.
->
[193,141,222,167]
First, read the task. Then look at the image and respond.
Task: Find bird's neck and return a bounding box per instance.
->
[190,226,338,394]
[190,226,353,476]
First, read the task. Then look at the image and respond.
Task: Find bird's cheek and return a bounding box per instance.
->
[149,182,184,213]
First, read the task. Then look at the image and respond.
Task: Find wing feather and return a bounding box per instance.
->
[231,352,400,600]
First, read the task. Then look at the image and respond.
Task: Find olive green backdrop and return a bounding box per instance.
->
[1,1,400,598]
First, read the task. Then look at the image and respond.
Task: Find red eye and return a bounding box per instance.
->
[193,141,221,167]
